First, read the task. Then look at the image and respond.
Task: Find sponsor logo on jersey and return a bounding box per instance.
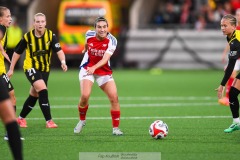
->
[229,51,237,57]
[33,50,47,57]
[90,48,105,56]
[55,43,61,48]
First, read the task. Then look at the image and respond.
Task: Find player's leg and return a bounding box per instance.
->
[220,60,240,106]
[98,76,123,135]
[9,89,16,111]
[74,69,94,134]
[0,79,23,160]
[224,76,240,133]
[1,74,16,111]
[33,79,57,128]
[1,74,24,140]
[0,100,23,160]
[17,86,38,128]
[5,89,25,140]
[25,69,57,128]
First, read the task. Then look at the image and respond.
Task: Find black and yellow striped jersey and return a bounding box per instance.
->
[0,25,7,74]
[221,30,240,86]
[227,30,240,59]
[15,28,62,72]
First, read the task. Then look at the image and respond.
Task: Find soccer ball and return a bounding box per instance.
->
[149,120,168,139]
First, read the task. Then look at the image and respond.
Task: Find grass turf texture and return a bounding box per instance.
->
[1,69,240,160]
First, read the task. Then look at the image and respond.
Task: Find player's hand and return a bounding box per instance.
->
[86,66,96,75]
[7,69,13,78]
[61,63,68,72]
[215,85,225,99]
[221,55,227,64]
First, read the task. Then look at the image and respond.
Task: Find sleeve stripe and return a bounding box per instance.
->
[86,30,95,37]
[107,34,117,46]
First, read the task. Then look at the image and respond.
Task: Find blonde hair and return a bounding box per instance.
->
[0,6,9,17]
[34,13,46,21]
[222,14,237,26]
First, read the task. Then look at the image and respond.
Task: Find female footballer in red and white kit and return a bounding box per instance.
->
[74,17,123,135]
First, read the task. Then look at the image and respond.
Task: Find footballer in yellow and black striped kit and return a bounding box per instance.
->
[8,13,67,128]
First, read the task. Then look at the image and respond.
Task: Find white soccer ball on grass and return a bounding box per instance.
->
[149,120,168,139]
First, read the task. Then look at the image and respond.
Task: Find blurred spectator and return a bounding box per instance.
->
[223,1,233,14]
[6,16,22,60]
[179,0,195,25]
[152,10,163,25]
[195,14,206,31]
[152,1,179,25]
[162,2,179,24]
[212,3,226,22]
[151,0,235,30]
[208,0,217,10]
[230,0,240,12]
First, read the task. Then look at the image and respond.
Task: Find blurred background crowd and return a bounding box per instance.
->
[1,0,240,31]
[151,0,240,30]
[0,0,239,69]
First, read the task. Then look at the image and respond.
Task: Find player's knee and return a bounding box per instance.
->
[109,96,119,105]
[9,91,16,105]
[80,94,90,102]
[38,89,48,98]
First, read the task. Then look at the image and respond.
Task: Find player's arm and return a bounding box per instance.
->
[87,52,112,74]
[52,34,68,72]
[216,47,239,98]
[0,26,11,63]
[56,50,68,72]
[7,52,20,78]
[216,58,236,98]
[82,30,92,54]
[82,43,88,54]
[87,37,116,74]
[0,43,10,63]
[7,38,26,78]
[221,44,230,64]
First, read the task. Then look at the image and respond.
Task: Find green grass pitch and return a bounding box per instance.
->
[1,69,240,160]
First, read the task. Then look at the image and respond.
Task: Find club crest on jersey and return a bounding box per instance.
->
[229,51,237,57]
[102,44,107,47]
[55,43,60,48]
[46,41,50,46]
[32,76,35,81]
[8,84,11,88]
[89,43,93,46]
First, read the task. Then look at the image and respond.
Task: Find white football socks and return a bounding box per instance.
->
[233,118,240,124]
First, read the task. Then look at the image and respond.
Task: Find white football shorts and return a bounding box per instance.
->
[79,68,114,86]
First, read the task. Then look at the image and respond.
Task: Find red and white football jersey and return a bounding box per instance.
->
[80,30,117,75]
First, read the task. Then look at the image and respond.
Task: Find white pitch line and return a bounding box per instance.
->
[25,116,230,120]
[16,96,216,101]
[21,102,217,109]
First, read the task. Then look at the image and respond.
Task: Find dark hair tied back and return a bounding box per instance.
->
[94,17,108,27]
